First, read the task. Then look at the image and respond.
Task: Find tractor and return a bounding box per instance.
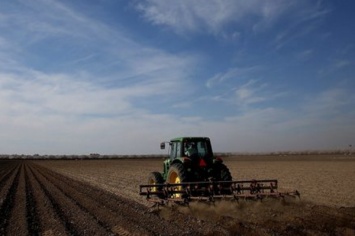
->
[139,137,299,205]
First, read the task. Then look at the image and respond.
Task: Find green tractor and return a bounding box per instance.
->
[140,137,299,204]
[155,137,231,184]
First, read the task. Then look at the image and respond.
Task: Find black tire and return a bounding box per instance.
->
[219,163,232,181]
[147,172,164,198]
[148,171,164,185]
[213,163,232,181]
[214,163,232,194]
[167,163,188,199]
[167,163,188,184]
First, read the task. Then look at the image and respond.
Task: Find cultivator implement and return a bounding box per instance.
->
[139,179,300,205]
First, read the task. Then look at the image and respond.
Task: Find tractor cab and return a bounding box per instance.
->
[161,137,217,181]
[161,137,213,160]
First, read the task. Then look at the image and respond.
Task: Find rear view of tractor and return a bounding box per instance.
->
[139,137,299,205]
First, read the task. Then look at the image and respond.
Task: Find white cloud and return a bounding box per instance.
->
[172,102,192,109]
[0,69,191,154]
[209,87,355,152]
[302,88,354,117]
[0,0,204,155]
[206,66,262,88]
[234,79,267,105]
[272,2,330,50]
[0,1,353,155]
[136,0,275,34]
[334,60,352,69]
[135,0,326,36]
[1,68,354,154]
[296,49,314,61]
[0,72,124,117]
[0,0,197,94]
[318,59,354,76]
[205,67,273,107]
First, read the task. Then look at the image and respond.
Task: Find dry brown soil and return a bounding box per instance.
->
[1,156,354,235]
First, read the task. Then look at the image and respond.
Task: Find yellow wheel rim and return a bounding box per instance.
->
[149,178,157,192]
[169,171,182,198]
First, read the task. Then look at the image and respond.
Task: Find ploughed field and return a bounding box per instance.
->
[0,156,354,235]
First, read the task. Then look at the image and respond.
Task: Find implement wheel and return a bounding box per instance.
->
[167,163,188,199]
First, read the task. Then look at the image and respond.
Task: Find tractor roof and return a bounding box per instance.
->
[170,137,210,142]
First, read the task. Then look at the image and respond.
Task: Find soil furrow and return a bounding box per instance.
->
[30,163,112,235]
[26,163,68,235]
[0,163,21,235]
[31,165,119,235]
[7,164,28,235]
[0,166,17,186]
[24,164,41,236]
[0,165,19,195]
[33,164,189,235]
[33,164,157,235]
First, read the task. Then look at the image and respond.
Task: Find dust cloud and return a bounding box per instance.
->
[159,198,306,224]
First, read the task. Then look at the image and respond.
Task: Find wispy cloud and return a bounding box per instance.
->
[136,0,289,35]
[234,80,267,106]
[204,65,278,108]
[210,86,355,152]
[296,49,314,61]
[334,60,352,69]
[0,0,200,154]
[302,88,355,117]
[272,1,330,50]
[206,66,262,88]
[0,1,353,154]
[135,0,328,37]
[318,59,354,76]
[0,68,195,154]
[0,0,197,91]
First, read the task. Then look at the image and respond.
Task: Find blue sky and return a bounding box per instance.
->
[0,0,354,155]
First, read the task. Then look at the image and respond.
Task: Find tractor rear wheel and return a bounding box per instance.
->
[148,172,164,198]
[167,163,188,199]
[215,163,232,194]
[219,163,232,181]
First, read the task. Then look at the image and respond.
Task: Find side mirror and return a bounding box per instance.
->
[160,142,165,149]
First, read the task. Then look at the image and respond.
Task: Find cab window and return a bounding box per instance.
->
[170,142,181,159]
[170,142,176,159]
[197,141,207,157]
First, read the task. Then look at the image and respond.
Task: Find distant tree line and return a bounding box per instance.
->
[0,154,166,160]
[0,149,353,160]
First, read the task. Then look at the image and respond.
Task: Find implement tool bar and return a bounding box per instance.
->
[140,179,277,190]
[139,179,300,205]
